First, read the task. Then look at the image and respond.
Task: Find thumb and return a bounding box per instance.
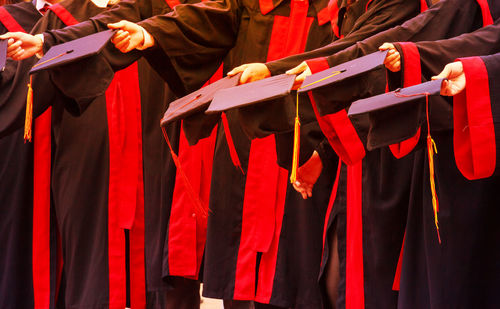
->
[432,64,452,80]
[286,61,307,75]
[108,20,127,29]
[0,32,22,40]
[379,42,394,51]
[227,64,247,76]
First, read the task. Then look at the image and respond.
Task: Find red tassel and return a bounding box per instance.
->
[162,127,208,218]
[221,112,244,174]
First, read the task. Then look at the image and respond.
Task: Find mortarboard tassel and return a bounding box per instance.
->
[425,94,441,244]
[290,92,301,184]
[162,126,208,218]
[291,70,345,183]
[393,91,441,243]
[24,76,33,142]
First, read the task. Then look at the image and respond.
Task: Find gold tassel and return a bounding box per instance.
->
[425,94,441,243]
[290,91,301,183]
[24,76,33,143]
[427,134,441,243]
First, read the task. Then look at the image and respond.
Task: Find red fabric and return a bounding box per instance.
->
[221,112,243,172]
[365,0,374,11]
[317,6,330,26]
[346,162,364,309]
[234,1,313,300]
[32,109,52,309]
[328,0,340,38]
[48,4,79,26]
[310,98,366,165]
[420,0,428,12]
[389,42,421,158]
[167,66,221,278]
[254,171,288,304]
[165,0,181,9]
[453,57,495,180]
[476,0,493,26]
[392,233,405,291]
[259,0,276,15]
[321,159,342,264]
[306,59,366,164]
[0,7,25,32]
[106,63,146,308]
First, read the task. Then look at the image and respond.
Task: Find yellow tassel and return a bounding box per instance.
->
[427,134,441,243]
[290,116,301,184]
[24,76,33,143]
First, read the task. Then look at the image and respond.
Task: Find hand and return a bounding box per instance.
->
[0,32,43,60]
[292,151,323,199]
[432,61,465,96]
[379,43,401,72]
[227,63,271,84]
[286,61,312,90]
[108,20,145,53]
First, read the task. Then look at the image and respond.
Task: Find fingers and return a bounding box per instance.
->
[286,61,307,75]
[379,42,395,51]
[6,39,22,55]
[292,180,309,200]
[107,20,127,29]
[227,64,247,76]
[292,67,311,90]
[433,63,452,80]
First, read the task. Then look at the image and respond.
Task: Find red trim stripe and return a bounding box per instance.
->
[328,0,340,38]
[392,233,405,291]
[321,159,342,265]
[32,109,52,309]
[259,0,276,15]
[420,0,428,12]
[345,162,364,309]
[365,0,374,11]
[453,57,495,180]
[0,7,26,32]
[165,0,181,9]
[48,4,79,26]
[476,0,493,26]
[389,42,422,158]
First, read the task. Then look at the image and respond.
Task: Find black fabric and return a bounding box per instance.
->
[0,3,41,309]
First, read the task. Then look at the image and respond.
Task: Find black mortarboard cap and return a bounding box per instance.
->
[30,30,115,74]
[205,73,296,113]
[160,72,241,126]
[0,39,7,72]
[298,50,388,93]
[348,79,444,116]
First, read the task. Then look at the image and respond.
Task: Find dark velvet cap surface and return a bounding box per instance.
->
[205,74,296,113]
[30,30,115,74]
[160,72,241,126]
[0,39,7,72]
[348,79,444,116]
[298,50,388,93]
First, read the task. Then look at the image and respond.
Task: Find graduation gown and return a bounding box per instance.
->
[0,0,185,307]
[133,0,336,307]
[0,3,43,308]
[362,22,500,308]
[293,1,496,309]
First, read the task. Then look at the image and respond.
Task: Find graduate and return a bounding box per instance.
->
[1,0,206,307]
[0,1,49,308]
[361,22,500,308]
[1,0,336,308]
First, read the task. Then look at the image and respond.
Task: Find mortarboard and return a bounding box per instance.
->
[160,72,242,126]
[0,39,7,72]
[24,30,115,142]
[298,51,389,116]
[298,50,388,93]
[347,79,444,116]
[30,29,115,74]
[205,73,296,113]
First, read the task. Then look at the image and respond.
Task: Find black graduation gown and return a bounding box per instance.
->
[2,0,182,307]
[0,3,42,308]
[287,1,497,309]
[363,22,500,308]
[134,0,336,307]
